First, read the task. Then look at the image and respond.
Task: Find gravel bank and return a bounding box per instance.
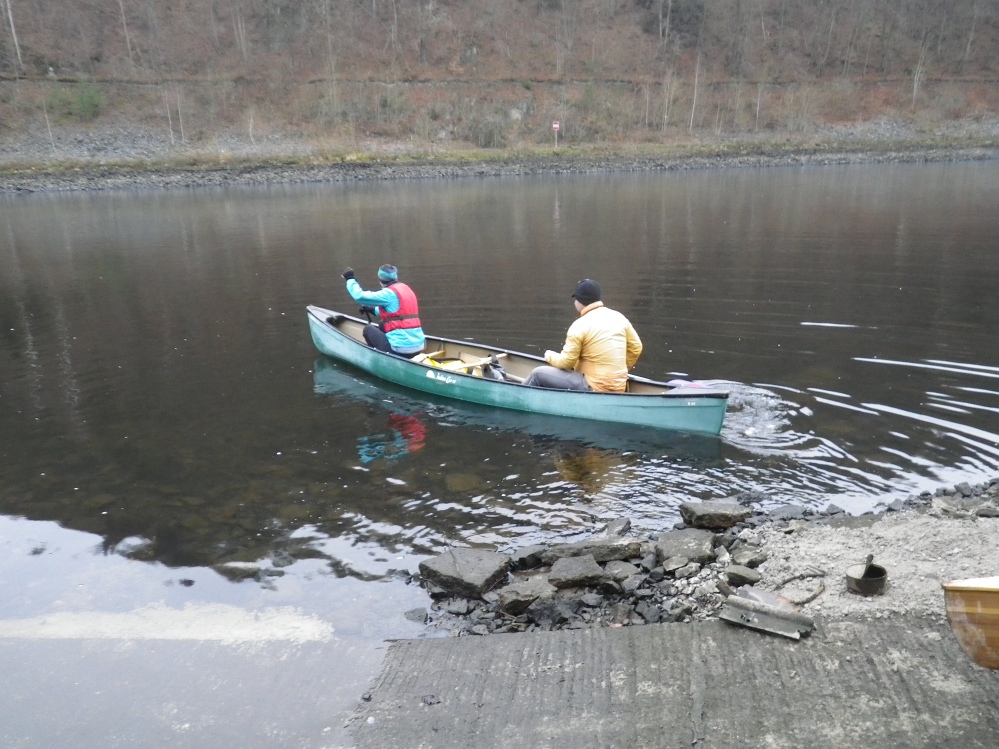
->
[755,505,999,625]
[1,120,997,194]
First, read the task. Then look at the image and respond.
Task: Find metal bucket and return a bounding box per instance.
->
[846,560,887,595]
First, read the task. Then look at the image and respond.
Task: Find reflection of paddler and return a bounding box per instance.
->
[357,413,427,463]
[387,413,426,452]
[552,447,622,493]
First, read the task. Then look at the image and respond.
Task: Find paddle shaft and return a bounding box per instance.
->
[440,352,507,372]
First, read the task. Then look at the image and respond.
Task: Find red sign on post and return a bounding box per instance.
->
[552,121,560,131]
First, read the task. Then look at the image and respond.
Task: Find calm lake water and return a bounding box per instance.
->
[2,160,998,640]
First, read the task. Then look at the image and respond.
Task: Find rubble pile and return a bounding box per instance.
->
[411,478,999,637]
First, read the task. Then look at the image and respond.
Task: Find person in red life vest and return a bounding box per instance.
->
[342,264,426,357]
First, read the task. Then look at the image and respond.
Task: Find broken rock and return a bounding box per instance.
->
[655,528,716,565]
[725,564,763,587]
[419,547,511,598]
[548,554,608,589]
[679,500,753,530]
[496,578,557,616]
[542,536,642,565]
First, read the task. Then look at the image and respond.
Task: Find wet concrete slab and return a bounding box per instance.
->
[351,617,999,749]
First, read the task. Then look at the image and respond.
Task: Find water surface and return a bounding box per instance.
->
[2,161,998,637]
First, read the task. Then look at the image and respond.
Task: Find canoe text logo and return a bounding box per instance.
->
[427,370,458,385]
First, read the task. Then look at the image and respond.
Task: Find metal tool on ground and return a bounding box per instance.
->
[717,588,815,640]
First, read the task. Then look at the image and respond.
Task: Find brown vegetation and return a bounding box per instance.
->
[1,0,998,151]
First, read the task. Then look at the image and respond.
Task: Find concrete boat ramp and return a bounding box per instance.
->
[351,617,999,749]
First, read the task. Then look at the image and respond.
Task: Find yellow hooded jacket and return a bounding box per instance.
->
[545,301,643,392]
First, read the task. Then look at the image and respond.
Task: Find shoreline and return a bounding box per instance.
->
[413,476,999,639]
[2,137,998,195]
[352,482,999,748]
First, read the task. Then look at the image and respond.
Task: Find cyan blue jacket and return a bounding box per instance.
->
[345,279,426,354]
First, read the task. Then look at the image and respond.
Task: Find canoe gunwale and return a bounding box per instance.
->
[307,306,728,402]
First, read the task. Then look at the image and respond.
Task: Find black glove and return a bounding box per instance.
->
[341,267,355,281]
[359,305,376,316]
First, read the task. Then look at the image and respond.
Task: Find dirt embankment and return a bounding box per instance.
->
[1,119,997,194]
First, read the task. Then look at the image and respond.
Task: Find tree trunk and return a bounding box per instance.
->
[912,39,928,109]
[118,0,134,62]
[3,0,23,69]
[689,51,699,133]
[819,6,837,74]
[959,2,978,75]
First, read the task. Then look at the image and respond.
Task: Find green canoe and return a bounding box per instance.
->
[307,306,729,435]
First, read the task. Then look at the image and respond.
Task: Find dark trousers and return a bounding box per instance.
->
[363,324,420,359]
[522,365,591,391]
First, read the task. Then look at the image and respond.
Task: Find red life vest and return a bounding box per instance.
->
[379,282,421,332]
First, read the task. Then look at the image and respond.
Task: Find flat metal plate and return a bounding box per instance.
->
[718,604,804,640]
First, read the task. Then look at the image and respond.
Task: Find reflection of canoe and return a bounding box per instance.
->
[942,576,999,669]
[307,306,729,435]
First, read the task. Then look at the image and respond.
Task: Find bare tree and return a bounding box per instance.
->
[118,0,134,62]
[235,6,248,61]
[959,0,979,74]
[177,91,186,142]
[818,4,837,73]
[661,69,675,131]
[323,0,338,118]
[911,35,928,108]
[164,90,175,145]
[755,79,765,130]
[841,0,872,78]
[555,3,580,78]
[42,97,56,155]
[688,48,699,133]
[659,0,672,50]
[878,0,900,75]
[2,0,23,69]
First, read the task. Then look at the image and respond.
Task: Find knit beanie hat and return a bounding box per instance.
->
[378,264,399,282]
[571,278,602,306]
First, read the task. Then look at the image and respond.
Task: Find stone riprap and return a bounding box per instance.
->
[2,122,998,195]
[415,478,999,637]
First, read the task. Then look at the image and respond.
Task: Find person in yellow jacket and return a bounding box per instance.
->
[523,279,643,392]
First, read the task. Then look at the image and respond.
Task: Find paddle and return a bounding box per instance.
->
[438,352,508,372]
[411,349,446,364]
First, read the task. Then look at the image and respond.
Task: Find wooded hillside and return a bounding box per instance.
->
[2,0,997,148]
